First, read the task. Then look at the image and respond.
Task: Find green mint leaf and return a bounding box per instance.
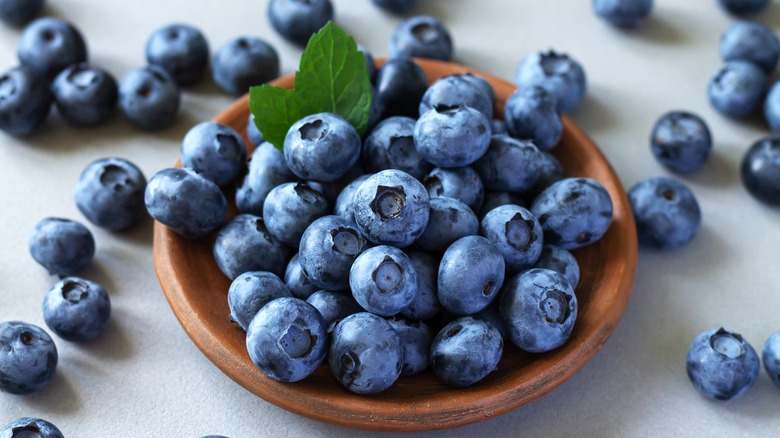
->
[295,21,373,135]
[248,84,302,151]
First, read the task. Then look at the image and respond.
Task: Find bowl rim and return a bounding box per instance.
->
[153,58,638,432]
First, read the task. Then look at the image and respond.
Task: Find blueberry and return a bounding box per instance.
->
[473,134,543,194]
[592,0,653,27]
[0,417,63,438]
[307,162,365,205]
[424,166,484,212]
[334,174,373,221]
[363,116,431,180]
[438,235,505,315]
[0,321,57,395]
[707,61,766,118]
[741,136,780,205]
[246,297,327,382]
[146,23,209,86]
[515,50,587,114]
[145,167,227,239]
[212,36,279,96]
[246,112,265,146]
[400,251,441,320]
[430,316,503,387]
[531,177,614,250]
[650,111,712,174]
[765,81,780,132]
[29,218,94,276]
[0,66,51,136]
[236,142,294,215]
[479,191,527,220]
[0,0,44,26]
[119,66,180,130]
[720,21,780,73]
[390,15,453,61]
[372,0,416,13]
[414,106,491,168]
[533,245,580,289]
[416,197,479,253]
[500,268,577,352]
[328,312,403,394]
[458,72,497,108]
[491,119,507,135]
[284,112,361,182]
[480,204,543,274]
[306,290,363,333]
[358,44,376,83]
[375,58,428,119]
[762,331,780,388]
[17,17,87,80]
[268,0,333,46]
[686,328,759,400]
[718,0,769,15]
[213,214,292,280]
[263,182,330,247]
[628,177,701,249]
[74,158,146,231]
[504,86,562,151]
[386,316,433,376]
[228,271,291,331]
[298,215,368,291]
[349,245,417,316]
[419,75,493,120]
[42,277,110,342]
[527,151,565,199]
[353,169,430,247]
[51,63,117,126]
[473,300,509,341]
[284,253,320,299]
[182,122,247,187]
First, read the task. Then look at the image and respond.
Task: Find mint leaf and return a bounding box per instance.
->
[295,22,373,135]
[248,84,303,151]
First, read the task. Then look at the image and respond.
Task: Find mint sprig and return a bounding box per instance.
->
[249,22,373,151]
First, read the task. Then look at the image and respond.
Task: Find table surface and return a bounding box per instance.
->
[2,0,780,437]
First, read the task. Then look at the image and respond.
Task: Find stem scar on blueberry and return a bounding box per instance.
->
[20,331,35,345]
[330,227,362,255]
[482,280,496,296]
[370,185,407,220]
[300,119,329,141]
[505,213,536,251]
[372,256,403,292]
[62,280,89,303]
[540,290,571,324]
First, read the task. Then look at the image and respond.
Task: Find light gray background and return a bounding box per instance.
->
[1,0,779,436]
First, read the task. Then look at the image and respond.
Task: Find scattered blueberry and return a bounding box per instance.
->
[42,277,111,342]
[375,58,428,119]
[504,85,562,151]
[0,417,63,438]
[430,316,503,387]
[592,0,653,27]
[298,215,368,291]
[424,166,485,212]
[118,66,180,130]
[500,268,577,352]
[246,112,265,146]
[686,328,760,400]
[268,0,333,46]
[531,177,614,250]
[741,136,780,205]
[51,63,117,126]
[415,197,479,253]
[146,23,209,86]
[353,169,430,247]
[473,134,542,194]
[762,331,780,388]
[263,182,330,247]
[284,112,361,182]
[718,0,769,16]
[75,157,146,231]
[386,316,433,376]
[414,105,491,168]
[707,61,766,118]
[438,235,505,315]
[362,116,432,180]
[328,312,403,394]
[533,245,580,289]
[515,50,587,113]
[28,217,94,276]
[629,177,701,249]
[480,204,543,274]
[236,141,294,215]
[182,121,247,187]
[372,0,416,13]
[419,75,493,120]
[0,65,52,136]
[246,297,328,382]
[17,17,87,79]
[145,167,227,239]
[212,36,279,95]
[400,251,441,320]
[0,0,45,26]
[228,271,291,332]
[349,245,417,316]
[390,15,453,61]
[650,111,712,174]
[213,214,291,280]
[720,21,780,73]
[284,253,320,300]
[0,321,57,395]
[306,290,362,333]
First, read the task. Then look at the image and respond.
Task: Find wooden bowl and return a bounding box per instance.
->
[153,59,638,432]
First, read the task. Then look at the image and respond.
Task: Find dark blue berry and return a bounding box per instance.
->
[349,245,417,316]
[228,271,291,331]
[52,63,117,126]
[146,23,209,86]
[182,122,247,187]
[119,66,180,130]
[0,417,63,438]
[0,321,57,395]
[17,17,87,79]
[212,37,279,96]
[74,157,147,231]
[515,50,587,114]
[29,218,94,276]
[0,0,45,26]
[390,15,453,61]
[741,136,780,205]
[686,328,759,400]
[42,277,111,342]
[650,111,712,174]
[213,214,291,280]
[628,177,701,249]
[438,235,504,315]
[0,65,51,136]
[298,215,368,291]
[268,0,333,46]
[284,112,361,182]
[430,316,502,387]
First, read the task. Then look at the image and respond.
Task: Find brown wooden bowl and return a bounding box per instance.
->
[153,59,638,432]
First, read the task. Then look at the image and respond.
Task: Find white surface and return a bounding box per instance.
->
[1,0,780,436]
